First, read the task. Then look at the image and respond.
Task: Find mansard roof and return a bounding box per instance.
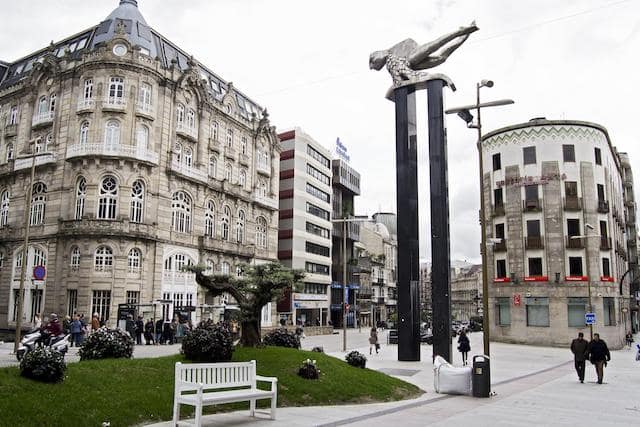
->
[0,0,262,120]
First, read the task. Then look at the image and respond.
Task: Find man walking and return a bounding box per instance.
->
[570,332,588,383]
[587,333,611,384]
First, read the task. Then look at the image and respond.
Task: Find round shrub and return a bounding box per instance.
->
[262,328,300,349]
[181,320,234,362]
[345,350,367,368]
[20,347,66,383]
[311,346,324,353]
[79,327,134,360]
[297,358,320,380]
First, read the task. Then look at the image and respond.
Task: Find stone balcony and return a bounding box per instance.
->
[77,98,95,113]
[102,96,127,111]
[135,102,154,119]
[4,124,17,137]
[162,271,196,288]
[66,143,159,165]
[256,161,270,176]
[199,236,256,258]
[32,111,54,128]
[14,152,57,171]
[176,123,198,142]
[239,153,250,166]
[59,219,158,239]
[253,191,278,210]
[170,160,208,184]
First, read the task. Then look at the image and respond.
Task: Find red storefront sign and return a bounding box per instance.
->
[524,276,548,282]
[565,276,589,282]
[600,276,615,282]
[493,277,511,283]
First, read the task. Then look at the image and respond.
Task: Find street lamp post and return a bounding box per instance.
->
[332,215,369,352]
[446,81,514,359]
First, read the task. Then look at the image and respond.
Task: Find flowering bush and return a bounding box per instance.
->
[297,358,320,380]
[345,350,367,368]
[79,327,134,360]
[20,347,66,383]
[262,328,300,349]
[181,320,234,362]
[311,346,324,353]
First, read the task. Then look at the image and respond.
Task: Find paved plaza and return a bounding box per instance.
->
[2,330,640,426]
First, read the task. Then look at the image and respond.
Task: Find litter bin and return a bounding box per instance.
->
[472,355,490,397]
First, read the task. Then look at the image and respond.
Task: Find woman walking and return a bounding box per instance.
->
[458,330,471,365]
[369,327,379,355]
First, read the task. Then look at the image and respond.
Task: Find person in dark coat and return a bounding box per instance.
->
[587,333,611,384]
[144,319,155,345]
[457,330,471,365]
[155,319,164,344]
[163,321,172,345]
[125,314,136,339]
[134,315,144,345]
[570,332,589,383]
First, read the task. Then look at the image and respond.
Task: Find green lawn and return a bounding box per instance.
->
[0,347,422,426]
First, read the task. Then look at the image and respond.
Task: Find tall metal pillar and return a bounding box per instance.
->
[427,79,452,362]
[394,85,421,361]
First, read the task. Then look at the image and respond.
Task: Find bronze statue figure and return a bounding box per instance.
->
[370,22,479,89]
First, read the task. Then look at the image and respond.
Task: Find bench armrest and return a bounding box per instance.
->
[255,375,278,384]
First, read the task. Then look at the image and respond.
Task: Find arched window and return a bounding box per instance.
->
[221,261,230,276]
[30,182,47,225]
[208,155,217,177]
[225,163,232,182]
[75,177,86,220]
[239,169,246,188]
[204,200,215,238]
[128,248,141,272]
[94,246,113,271]
[257,149,269,170]
[205,259,215,275]
[139,83,152,108]
[176,103,185,125]
[221,205,231,241]
[6,143,13,162]
[34,137,44,153]
[171,191,192,233]
[79,121,89,145]
[236,209,245,243]
[97,176,118,220]
[0,190,9,226]
[83,79,93,101]
[211,121,218,141]
[49,93,57,113]
[45,133,53,151]
[108,77,124,102]
[256,216,267,249]
[226,128,233,147]
[130,180,144,223]
[37,96,48,115]
[186,108,196,129]
[240,136,247,154]
[184,147,193,167]
[104,120,120,149]
[70,247,81,270]
[174,142,182,164]
[136,124,149,149]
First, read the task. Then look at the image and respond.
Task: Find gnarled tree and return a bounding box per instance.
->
[189,262,304,347]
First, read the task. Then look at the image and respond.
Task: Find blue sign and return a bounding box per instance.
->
[335,137,350,162]
[585,312,596,325]
[33,265,46,281]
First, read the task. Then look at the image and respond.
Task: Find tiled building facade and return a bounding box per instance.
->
[0,0,280,330]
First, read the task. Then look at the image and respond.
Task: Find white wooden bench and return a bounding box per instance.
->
[172,360,278,426]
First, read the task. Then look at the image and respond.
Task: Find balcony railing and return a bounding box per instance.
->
[564,196,582,211]
[493,239,507,251]
[102,96,126,110]
[170,160,208,183]
[199,236,256,257]
[32,111,54,127]
[253,190,278,210]
[600,237,612,250]
[597,200,610,214]
[77,98,95,112]
[525,235,544,250]
[492,204,505,216]
[14,152,57,171]
[373,278,385,286]
[162,271,196,287]
[176,123,198,141]
[224,146,236,159]
[523,198,541,212]
[4,123,17,136]
[256,161,271,176]
[566,236,584,249]
[135,102,154,118]
[239,153,250,166]
[66,143,159,165]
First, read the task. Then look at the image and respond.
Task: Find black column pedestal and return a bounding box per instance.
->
[394,85,421,361]
[427,79,452,362]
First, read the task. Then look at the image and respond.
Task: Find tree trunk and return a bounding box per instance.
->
[240,319,261,347]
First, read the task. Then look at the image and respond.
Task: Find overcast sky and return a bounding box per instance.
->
[2,0,639,263]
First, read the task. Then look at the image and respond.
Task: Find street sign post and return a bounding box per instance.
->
[585,312,596,325]
[33,265,46,281]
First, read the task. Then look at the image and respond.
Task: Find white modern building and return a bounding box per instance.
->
[277,128,332,326]
[482,118,637,349]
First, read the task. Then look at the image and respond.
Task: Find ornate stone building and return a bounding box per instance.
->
[0,0,280,330]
